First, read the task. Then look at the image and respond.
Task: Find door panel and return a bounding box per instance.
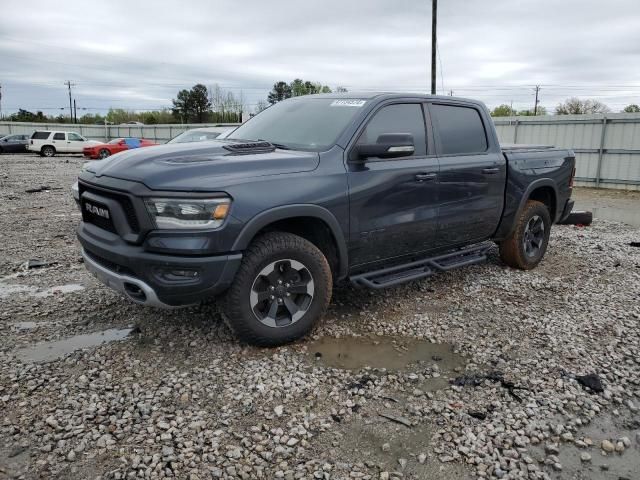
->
[347,102,439,266]
[52,133,68,152]
[428,103,506,246]
[348,157,439,265]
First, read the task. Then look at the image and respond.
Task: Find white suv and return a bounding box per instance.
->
[27,131,101,157]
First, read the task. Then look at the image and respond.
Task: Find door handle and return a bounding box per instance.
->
[415,173,437,182]
[482,167,500,175]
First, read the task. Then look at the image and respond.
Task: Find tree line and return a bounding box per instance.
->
[491,98,640,117]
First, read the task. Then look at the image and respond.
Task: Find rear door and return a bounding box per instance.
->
[51,132,68,152]
[428,102,505,246]
[347,102,439,266]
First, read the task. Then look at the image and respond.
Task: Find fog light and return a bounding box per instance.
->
[169,269,199,278]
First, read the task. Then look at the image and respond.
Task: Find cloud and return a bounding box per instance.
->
[1,0,639,115]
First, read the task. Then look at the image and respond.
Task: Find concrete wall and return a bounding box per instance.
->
[0,122,241,144]
[494,113,640,190]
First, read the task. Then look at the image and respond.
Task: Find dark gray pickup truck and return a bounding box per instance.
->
[77,93,575,345]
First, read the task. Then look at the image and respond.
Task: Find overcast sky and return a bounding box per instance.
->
[1,0,639,116]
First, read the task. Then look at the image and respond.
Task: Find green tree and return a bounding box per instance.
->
[623,104,640,113]
[555,98,610,115]
[490,104,517,117]
[267,81,292,104]
[171,84,212,123]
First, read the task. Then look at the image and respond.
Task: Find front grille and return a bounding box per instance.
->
[81,199,117,233]
[85,249,136,277]
[79,183,140,233]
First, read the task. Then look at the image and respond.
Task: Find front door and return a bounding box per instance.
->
[347,102,440,266]
[67,132,87,153]
[428,102,506,246]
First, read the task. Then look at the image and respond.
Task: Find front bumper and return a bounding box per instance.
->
[78,223,242,307]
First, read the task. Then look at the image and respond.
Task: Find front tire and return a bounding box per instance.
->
[499,200,551,270]
[41,146,55,157]
[222,232,332,346]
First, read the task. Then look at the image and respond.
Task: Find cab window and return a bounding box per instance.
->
[357,104,427,157]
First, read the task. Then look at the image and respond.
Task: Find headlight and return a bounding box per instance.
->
[144,197,231,230]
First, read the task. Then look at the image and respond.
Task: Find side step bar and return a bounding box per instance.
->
[350,242,494,289]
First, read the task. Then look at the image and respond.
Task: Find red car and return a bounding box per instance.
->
[83,137,157,159]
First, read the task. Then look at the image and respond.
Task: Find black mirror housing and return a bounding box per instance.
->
[355,133,415,161]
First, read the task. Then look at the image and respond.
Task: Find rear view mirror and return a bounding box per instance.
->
[354,133,415,161]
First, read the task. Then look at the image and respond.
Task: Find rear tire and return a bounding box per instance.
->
[98,149,110,159]
[221,232,332,346]
[499,200,551,270]
[41,146,55,157]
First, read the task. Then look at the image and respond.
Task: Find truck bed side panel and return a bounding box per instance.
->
[493,148,575,240]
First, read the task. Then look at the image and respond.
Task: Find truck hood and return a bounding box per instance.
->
[84,140,320,191]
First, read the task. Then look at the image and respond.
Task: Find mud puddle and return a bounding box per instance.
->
[15,327,134,363]
[0,281,84,299]
[531,412,640,479]
[309,336,465,372]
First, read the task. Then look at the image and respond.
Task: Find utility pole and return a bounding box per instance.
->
[65,80,75,123]
[0,83,3,120]
[73,99,77,123]
[533,85,540,116]
[449,89,454,96]
[431,0,438,95]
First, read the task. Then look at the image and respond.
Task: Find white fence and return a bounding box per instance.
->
[0,122,241,144]
[4,114,640,190]
[494,113,640,190]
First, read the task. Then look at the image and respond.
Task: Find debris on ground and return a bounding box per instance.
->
[379,412,413,428]
[576,373,605,393]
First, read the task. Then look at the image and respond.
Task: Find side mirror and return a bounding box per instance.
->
[354,133,415,161]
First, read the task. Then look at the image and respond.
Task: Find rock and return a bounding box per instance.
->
[398,458,407,469]
[620,436,631,448]
[274,405,284,417]
[615,441,625,453]
[380,473,389,480]
[418,453,426,464]
[381,443,391,452]
[545,443,560,455]
[157,421,170,430]
[45,416,59,429]
[580,452,591,462]
[601,440,615,452]
[67,450,76,462]
[552,463,562,471]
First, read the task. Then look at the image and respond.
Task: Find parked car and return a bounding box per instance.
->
[27,131,101,157]
[167,127,236,144]
[83,138,157,159]
[0,134,30,153]
[76,93,576,346]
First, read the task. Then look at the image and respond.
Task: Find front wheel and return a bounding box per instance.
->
[499,200,551,270]
[221,232,332,346]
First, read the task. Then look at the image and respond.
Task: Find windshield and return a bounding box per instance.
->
[168,130,221,144]
[227,97,367,151]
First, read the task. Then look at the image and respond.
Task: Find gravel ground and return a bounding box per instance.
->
[1,153,639,480]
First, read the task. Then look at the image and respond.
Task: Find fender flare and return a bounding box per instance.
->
[231,204,349,279]
[518,178,559,220]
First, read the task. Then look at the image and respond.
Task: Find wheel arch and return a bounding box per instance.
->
[232,205,349,279]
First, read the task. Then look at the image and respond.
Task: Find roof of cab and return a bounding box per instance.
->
[293,91,486,107]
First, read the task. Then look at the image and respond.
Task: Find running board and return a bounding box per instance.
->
[349,242,494,289]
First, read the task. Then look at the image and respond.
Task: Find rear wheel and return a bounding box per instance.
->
[221,232,332,346]
[98,149,111,159]
[41,146,55,157]
[499,200,551,270]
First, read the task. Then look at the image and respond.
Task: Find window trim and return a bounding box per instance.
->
[347,101,432,163]
[68,132,84,141]
[427,102,490,157]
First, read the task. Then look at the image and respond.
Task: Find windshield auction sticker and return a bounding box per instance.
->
[330,100,367,107]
